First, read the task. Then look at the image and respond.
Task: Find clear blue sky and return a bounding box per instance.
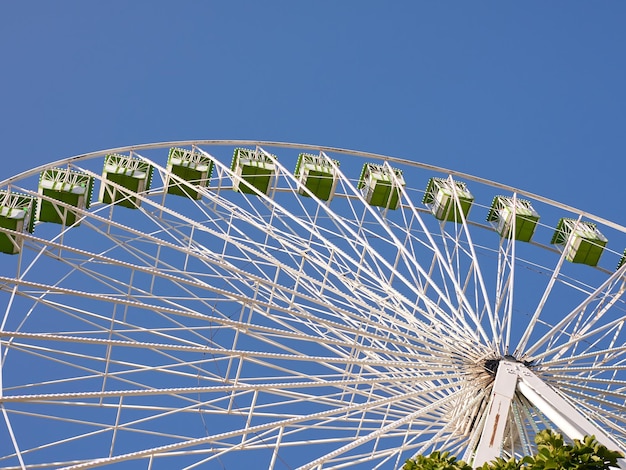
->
[1,1,625,221]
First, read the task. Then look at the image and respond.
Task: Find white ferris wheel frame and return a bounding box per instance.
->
[0,140,624,469]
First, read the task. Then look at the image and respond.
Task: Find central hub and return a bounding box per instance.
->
[483,355,533,377]
[484,358,500,376]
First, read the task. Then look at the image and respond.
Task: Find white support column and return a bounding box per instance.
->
[517,367,626,470]
[473,359,519,468]
[473,359,626,470]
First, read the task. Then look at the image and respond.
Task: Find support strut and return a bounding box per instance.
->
[472,358,626,469]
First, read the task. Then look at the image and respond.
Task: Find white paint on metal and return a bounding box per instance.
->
[473,359,519,467]
[473,360,626,469]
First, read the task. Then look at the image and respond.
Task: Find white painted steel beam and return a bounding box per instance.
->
[473,359,519,467]
[517,367,626,470]
[472,359,626,469]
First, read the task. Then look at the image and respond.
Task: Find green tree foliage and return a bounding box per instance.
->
[476,457,522,470]
[402,431,623,470]
[521,430,622,470]
[402,451,471,470]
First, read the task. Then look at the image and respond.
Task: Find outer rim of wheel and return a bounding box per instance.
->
[3,139,623,234]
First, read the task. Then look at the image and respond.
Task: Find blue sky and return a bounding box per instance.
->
[1,1,625,216]
[1,3,626,467]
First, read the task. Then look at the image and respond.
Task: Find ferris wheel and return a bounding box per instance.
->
[0,140,625,469]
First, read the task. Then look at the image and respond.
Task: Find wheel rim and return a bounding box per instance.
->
[0,141,625,469]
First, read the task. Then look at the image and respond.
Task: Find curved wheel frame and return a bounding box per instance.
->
[0,140,624,469]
